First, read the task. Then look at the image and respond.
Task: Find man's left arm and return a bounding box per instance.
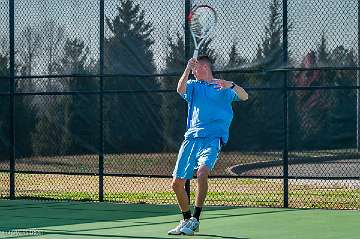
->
[231,83,248,101]
[213,79,248,101]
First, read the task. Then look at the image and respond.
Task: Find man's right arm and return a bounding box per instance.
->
[177,58,197,95]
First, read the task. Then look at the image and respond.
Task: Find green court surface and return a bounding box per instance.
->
[0,200,359,239]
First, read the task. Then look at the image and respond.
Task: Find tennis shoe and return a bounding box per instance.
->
[168,219,188,235]
[180,217,199,235]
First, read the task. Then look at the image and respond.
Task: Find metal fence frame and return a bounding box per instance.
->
[1,0,359,208]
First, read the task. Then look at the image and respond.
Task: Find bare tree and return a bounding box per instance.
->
[41,20,66,92]
[42,20,65,75]
[18,25,42,76]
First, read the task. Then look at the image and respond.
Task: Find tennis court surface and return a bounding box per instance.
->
[0,200,359,239]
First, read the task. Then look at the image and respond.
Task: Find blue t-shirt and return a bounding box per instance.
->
[181,79,240,143]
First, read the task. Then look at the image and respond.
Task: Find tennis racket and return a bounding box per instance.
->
[187,4,218,59]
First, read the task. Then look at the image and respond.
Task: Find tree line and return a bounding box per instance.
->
[0,0,357,159]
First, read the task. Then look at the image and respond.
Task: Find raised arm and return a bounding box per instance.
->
[177,58,197,95]
[232,83,248,101]
[212,79,249,101]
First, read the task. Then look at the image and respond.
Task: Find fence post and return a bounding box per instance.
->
[9,0,15,200]
[282,0,289,208]
[99,0,105,202]
[357,0,360,151]
[184,0,192,204]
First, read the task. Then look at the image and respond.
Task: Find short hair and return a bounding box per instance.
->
[197,55,213,71]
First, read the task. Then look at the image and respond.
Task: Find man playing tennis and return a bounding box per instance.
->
[168,55,248,235]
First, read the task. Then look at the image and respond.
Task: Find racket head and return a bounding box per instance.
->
[188,4,218,40]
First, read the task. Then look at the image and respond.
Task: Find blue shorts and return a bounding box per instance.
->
[172,137,222,179]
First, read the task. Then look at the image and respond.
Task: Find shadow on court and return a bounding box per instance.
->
[0,199,296,238]
[0,199,180,230]
[37,209,286,236]
[15,231,250,239]
[2,200,358,239]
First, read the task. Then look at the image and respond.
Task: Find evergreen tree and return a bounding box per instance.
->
[327,46,357,148]
[61,38,99,154]
[104,0,161,153]
[105,0,155,75]
[291,34,357,150]
[249,0,284,150]
[14,81,37,158]
[261,0,283,74]
[311,33,336,148]
[226,42,248,68]
[160,33,186,151]
[221,41,254,151]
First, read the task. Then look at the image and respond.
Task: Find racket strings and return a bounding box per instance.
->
[190,7,216,39]
[190,16,204,37]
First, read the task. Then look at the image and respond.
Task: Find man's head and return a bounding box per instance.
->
[193,55,213,81]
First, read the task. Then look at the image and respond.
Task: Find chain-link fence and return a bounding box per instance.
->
[0,0,359,209]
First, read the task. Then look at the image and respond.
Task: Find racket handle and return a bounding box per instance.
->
[193,49,199,59]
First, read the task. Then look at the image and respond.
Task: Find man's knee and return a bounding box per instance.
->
[197,165,210,180]
[171,178,186,192]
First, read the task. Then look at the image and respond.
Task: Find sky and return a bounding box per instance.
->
[0,0,358,74]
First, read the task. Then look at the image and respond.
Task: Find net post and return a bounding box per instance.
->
[98,0,105,202]
[184,0,192,204]
[282,0,289,208]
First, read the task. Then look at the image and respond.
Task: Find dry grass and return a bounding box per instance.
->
[0,152,281,175]
[1,150,357,176]
[1,172,359,209]
[0,150,359,209]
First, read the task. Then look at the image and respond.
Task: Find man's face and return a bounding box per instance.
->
[193,61,209,80]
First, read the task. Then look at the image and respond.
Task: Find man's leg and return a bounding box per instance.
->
[179,165,209,235]
[180,138,220,235]
[194,137,220,212]
[168,178,191,235]
[171,138,197,215]
[169,138,199,235]
[194,165,210,219]
[195,165,210,207]
[168,138,195,236]
[171,178,190,213]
